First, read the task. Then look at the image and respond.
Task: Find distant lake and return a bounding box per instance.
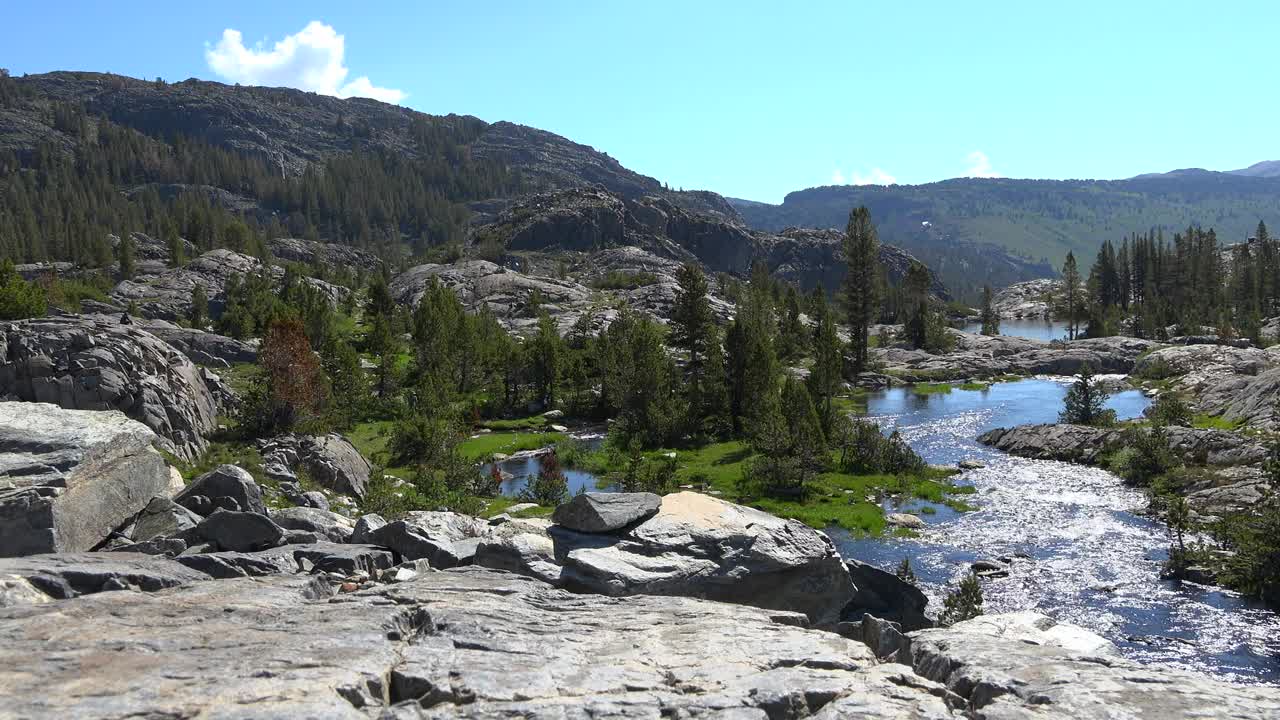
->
[962,319,1068,342]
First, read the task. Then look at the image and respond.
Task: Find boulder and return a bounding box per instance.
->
[0,404,172,557]
[479,491,855,624]
[365,511,492,568]
[843,559,931,631]
[174,464,265,516]
[859,614,909,661]
[110,537,187,557]
[194,509,285,553]
[886,513,926,529]
[293,543,396,576]
[259,433,371,499]
[0,315,222,460]
[175,546,299,579]
[269,506,354,544]
[550,491,661,533]
[350,513,387,544]
[130,496,202,542]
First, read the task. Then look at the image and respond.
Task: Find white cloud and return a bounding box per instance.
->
[205,21,406,104]
[963,150,1000,178]
[831,169,846,184]
[850,167,897,186]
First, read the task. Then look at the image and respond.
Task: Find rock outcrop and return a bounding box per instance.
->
[1,562,1277,718]
[134,318,257,367]
[878,332,1159,382]
[268,237,385,274]
[991,278,1059,319]
[0,315,220,460]
[904,611,1280,718]
[110,248,347,322]
[0,404,172,556]
[978,423,1267,467]
[259,434,372,499]
[478,491,855,623]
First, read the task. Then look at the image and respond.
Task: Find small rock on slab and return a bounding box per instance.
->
[551,492,662,533]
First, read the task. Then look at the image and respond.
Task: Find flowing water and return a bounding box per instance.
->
[481,378,1280,684]
[834,378,1280,685]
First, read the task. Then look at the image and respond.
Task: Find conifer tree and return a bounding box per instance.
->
[940,572,984,626]
[189,283,208,328]
[1061,251,1083,340]
[1059,363,1115,426]
[979,284,1000,336]
[843,206,880,373]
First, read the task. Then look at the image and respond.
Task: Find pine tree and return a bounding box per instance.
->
[1059,363,1116,426]
[189,283,208,328]
[896,557,917,585]
[807,295,844,431]
[670,263,720,436]
[118,233,135,280]
[1061,251,1083,340]
[979,284,1000,336]
[939,572,984,626]
[843,206,880,373]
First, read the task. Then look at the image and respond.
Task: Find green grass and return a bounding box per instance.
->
[1191,414,1244,431]
[457,431,566,461]
[478,415,555,431]
[219,363,261,397]
[577,440,972,535]
[911,381,991,395]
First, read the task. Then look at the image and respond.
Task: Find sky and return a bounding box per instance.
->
[4,1,1276,202]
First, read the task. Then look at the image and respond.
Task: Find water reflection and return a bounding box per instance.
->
[836,378,1280,685]
[961,319,1069,342]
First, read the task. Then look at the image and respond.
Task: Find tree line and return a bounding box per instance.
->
[1061,221,1275,343]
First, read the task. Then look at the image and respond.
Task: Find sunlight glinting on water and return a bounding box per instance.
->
[840,379,1280,685]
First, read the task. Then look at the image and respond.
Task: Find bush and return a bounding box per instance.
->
[1111,425,1178,485]
[620,453,678,494]
[831,416,926,476]
[0,260,47,319]
[939,572,984,626]
[522,452,569,506]
[1147,392,1192,427]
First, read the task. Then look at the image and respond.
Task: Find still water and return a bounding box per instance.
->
[961,319,1069,342]
[835,378,1280,685]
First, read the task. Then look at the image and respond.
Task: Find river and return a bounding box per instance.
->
[836,378,1280,685]
[485,375,1280,684]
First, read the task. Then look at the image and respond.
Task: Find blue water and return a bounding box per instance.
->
[962,319,1068,342]
[834,378,1280,685]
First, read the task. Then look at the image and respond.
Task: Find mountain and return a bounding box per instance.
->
[729,172,1280,292]
[1229,160,1280,178]
[0,70,947,304]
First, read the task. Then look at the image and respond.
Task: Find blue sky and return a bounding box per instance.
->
[5,1,1276,202]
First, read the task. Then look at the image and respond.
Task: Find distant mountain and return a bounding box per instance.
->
[730,172,1280,292]
[1230,160,1280,178]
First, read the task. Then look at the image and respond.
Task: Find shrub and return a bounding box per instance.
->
[522,452,569,506]
[0,260,47,319]
[1147,392,1192,427]
[1113,425,1178,486]
[939,572,984,626]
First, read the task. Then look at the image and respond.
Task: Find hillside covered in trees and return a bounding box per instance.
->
[730,173,1280,298]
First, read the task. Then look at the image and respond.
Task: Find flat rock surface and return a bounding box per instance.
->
[906,612,1280,718]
